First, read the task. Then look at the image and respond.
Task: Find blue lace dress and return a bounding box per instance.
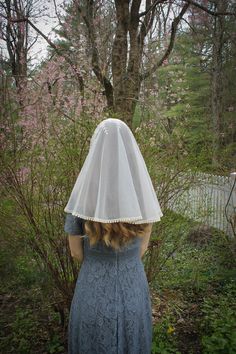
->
[64,213,153,354]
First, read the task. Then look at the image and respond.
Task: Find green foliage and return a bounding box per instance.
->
[200,282,236,354]
[140,28,235,173]
[1,194,235,353]
[0,237,67,353]
[152,210,236,291]
[152,316,181,354]
[148,211,236,354]
[156,35,212,170]
[47,334,65,354]
[11,308,38,354]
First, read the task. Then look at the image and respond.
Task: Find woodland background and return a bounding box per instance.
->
[0,0,236,353]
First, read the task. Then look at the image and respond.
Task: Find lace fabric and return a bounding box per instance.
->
[67,234,152,354]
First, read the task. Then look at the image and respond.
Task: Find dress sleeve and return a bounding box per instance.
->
[64,213,85,236]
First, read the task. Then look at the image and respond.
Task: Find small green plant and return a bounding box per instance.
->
[152,317,182,354]
[11,308,38,354]
[47,334,65,353]
[200,282,236,354]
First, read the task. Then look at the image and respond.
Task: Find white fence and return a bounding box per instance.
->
[166,171,236,237]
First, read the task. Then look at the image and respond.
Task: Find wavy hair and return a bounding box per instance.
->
[84,221,152,250]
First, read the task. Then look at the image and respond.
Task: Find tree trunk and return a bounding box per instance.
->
[5,0,28,104]
[112,0,147,128]
[211,0,227,167]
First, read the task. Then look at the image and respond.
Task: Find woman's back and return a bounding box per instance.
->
[68,225,152,354]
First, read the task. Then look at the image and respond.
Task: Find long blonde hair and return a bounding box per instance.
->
[84,221,152,250]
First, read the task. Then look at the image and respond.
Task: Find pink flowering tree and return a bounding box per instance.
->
[0,50,106,311]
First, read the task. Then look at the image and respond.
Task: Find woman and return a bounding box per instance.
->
[64,118,163,354]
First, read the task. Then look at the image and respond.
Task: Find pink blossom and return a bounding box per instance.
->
[163,58,169,66]
[16,166,31,184]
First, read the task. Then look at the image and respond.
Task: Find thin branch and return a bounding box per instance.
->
[52,0,63,28]
[141,2,190,81]
[184,0,236,16]
[27,31,38,51]
[0,12,85,96]
[139,0,167,17]
[23,17,84,97]
[139,0,157,40]
[181,16,196,33]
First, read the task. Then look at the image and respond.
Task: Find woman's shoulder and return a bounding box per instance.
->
[64,213,85,235]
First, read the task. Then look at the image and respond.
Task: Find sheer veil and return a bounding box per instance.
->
[64,118,163,224]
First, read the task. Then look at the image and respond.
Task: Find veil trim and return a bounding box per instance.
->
[65,209,163,224]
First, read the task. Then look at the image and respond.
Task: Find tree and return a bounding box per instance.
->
[2,0,234,127]
[54,0,235,128]
[186,0,236,167]
[0,0,42,97]
[65,0,190,127]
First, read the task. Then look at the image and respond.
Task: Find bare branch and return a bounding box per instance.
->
[139,0,156,41]
[139,0,167,17]
[184,0,236,16]
[141,2,190,81]
[26,18,85,97]
[181,16,196,33]
[27,31,38,51]
[52,0,63,28]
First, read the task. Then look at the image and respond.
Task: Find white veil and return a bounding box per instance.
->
[64,118,163,224]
